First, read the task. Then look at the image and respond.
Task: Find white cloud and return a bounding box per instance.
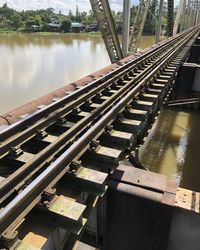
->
[0,0,138,14]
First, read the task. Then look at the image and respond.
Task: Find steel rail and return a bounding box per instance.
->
[0,28,196,205]
[0,53,169,202]
[0,28,194,158]
[0,45,170,155]
[0,35,187,157]
[0,27,198,235]
[0,27,196,143]
[0,51,160,156]
[0,27,197,206]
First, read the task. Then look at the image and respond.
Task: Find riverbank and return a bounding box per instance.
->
[0,30,102,36]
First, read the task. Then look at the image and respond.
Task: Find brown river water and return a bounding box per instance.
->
[139,109,200,192]
[0,33,156,115]
[1,33,199,191]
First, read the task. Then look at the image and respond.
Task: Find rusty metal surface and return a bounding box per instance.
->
[162,180,177,206]
[0,55,138,127]
[0,35,181,128]
[109,180,164,202]
[175,187,200,213]
[110,164,168,192]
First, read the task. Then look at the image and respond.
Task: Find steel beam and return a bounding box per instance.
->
[195,9,200,25]
[122,0,131,57]
[156,0,164,43]
[168,0,174,36]
[89,0,123,63]
[129,0,151,53]
[180,0,186,31]
[173,0,184,35]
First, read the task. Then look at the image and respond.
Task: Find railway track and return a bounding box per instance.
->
[0,27,199,249]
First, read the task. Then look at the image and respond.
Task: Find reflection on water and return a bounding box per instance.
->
[0,33,156,114]
[139,109,200,192]
[0,33,110,114]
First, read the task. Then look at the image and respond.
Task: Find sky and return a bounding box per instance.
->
[0,0,138,14]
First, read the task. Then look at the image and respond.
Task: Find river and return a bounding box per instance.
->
[139,108,200,192]
[0,33,156,115]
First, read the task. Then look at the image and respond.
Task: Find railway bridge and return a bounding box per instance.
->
[0,1,200,250]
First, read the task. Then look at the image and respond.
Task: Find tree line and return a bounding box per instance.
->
[0,2,167,34]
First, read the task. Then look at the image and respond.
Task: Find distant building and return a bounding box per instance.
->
[47,19,61,31]
[85,21,98,32]
[26,25,40,32]
[71,22,84,33]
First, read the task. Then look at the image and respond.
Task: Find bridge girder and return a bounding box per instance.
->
[129,0,151,53]
[173,0,200,35]
[89,0,123,63]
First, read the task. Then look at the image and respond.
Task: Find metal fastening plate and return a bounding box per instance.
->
[9,147,24,158]
[16,152,34,163]
[64,166,107,195]
[16,240,41,250]
[108,130,136,149]
[175,187,200,213]
[77,167,106,184]
[49,195,86,225]
[96,146,121,160]
[110,164,167,193]
[76,167,107,193]
[37,105,47,110]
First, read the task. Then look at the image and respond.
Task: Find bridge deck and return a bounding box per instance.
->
[0,27,199,249]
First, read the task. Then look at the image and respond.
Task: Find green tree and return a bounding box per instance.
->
[34,15,42,26]
[76,5,79,16]
[11,13,22,30]
[47,8,55,14]
[25,16,36,28]
[60,20,71,32]
[2,3,8,9]
[143,0,159,34]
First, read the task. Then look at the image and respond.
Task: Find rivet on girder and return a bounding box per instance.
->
[69,161,81,176]
[112,82,118,87]
[125,104,131,111]
[95,93,103,99]
[36,129,48,140]
[41,188,56,208]
[139,89,145,97]
[103,86,111,93]
[9,147,23,158]
[0,230,19,249]
[124,74,129,80]
[56,117,66,125]
[105,125,113,134]
[90,140,99,152]
[84,99,92,106]
[72,108,81,114]
[117,113,124,120]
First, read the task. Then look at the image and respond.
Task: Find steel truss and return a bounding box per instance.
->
[173,0,200,35]
[129,0,151,53]
[89,0,123,63]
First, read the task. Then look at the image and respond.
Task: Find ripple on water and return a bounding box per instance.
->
[139,109,200,192]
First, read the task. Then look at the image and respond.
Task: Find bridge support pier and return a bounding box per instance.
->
[168,202,200,250]
[103,165,200,250]
[104,165,176,250]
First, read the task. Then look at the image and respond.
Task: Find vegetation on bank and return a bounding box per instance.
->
[0,2,168,35]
